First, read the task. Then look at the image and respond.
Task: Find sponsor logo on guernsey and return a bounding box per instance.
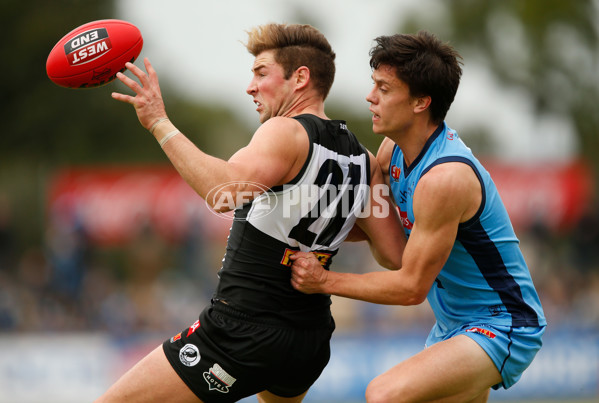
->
[179,344,201,367]
[280,248,332,267]
[390,165,401,181]
[170,332,182,343]
[465,327,496,339]
[399,210,413,230]
[187,319,200,337]
[203,363,237,393]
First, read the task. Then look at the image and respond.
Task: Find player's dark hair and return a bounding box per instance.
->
[369,31,463,124]
[245,23,336,100]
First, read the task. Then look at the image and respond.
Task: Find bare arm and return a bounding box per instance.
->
[352,150,406,270]
[376,137,396,188]
[290,162,482,305]
[112,59,308,210]
[342,138,405,268]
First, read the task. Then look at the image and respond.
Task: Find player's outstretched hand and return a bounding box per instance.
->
[289,252,329,294]
[112,57,168,131]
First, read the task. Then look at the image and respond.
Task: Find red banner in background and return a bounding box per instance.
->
[46,161,594,246]
[484,159,594,232]
[47,165,231,246]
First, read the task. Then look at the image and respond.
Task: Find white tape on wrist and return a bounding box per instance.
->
[149,117,169,134]
[159,129,180,148]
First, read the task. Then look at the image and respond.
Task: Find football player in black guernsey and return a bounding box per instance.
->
[98,23,404,403]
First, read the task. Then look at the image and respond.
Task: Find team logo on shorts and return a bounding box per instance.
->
[465,327,496,339]
[179,344,201,367]
[203,363,237,393]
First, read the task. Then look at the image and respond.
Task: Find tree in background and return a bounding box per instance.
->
[0,0,248,247]
[400,0,599,179]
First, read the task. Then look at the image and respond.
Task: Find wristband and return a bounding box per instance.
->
[159,129,180,148]
[149,117,169,134]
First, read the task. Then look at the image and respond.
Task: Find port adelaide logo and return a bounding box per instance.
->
[179,344,201,367]
[64,28,112,66]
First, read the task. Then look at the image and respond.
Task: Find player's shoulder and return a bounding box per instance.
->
[418,162,480,202]
[255,116,306,139]
[423,161,476,183]
[261,116,305,130]
[376,137,396,174]
[416,161,482,223]
[249,117,310,161]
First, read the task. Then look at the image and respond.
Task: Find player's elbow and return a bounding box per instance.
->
[403,291,427,306]
[370,247,402,271]
[384,287,426,306]
[399,283,428,306]
[383,258,402,271]
[382,273,428,305]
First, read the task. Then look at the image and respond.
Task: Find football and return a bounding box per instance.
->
[46,19,143,89]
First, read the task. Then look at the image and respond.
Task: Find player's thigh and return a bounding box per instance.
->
[366,335,501,403]
[95,345,201,403]
[256,389,308,403]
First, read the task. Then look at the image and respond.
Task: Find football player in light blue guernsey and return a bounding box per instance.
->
[290,30,546,403]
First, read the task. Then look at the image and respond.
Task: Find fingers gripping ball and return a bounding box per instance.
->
[46,19,143,89]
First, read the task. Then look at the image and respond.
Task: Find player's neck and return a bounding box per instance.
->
[392,121,439,167]
[285,92,327,120]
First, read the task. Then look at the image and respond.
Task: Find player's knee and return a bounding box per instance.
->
[366,373,418,403]
[365,376,396,403]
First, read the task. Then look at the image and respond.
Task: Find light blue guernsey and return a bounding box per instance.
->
[388,122,546,331]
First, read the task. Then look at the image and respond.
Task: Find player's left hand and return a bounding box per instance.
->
[111,58,168,132]
[289,252,329,294]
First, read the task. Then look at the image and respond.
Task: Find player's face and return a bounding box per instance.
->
[366,64,418,137]
[247,50,296,123]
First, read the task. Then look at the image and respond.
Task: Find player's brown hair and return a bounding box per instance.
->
[369,31,463,124]
[245,23,336,100]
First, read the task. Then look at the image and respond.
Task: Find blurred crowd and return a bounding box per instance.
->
[1,192,598,337]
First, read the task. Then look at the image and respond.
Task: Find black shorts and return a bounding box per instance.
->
[163,301,335,402]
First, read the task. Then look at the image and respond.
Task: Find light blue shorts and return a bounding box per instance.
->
[426,323,545,389]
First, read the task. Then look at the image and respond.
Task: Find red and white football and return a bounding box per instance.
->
[46,19,143,89]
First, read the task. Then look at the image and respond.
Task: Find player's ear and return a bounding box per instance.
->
[413,95,432,114]
[295,66,310,90]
